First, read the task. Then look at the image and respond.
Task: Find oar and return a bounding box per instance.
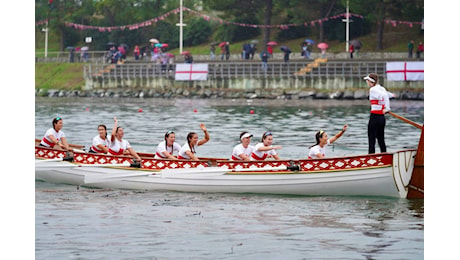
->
[160,165,300,177]
[35,158,64,163]
[36,162,131,168]
[388,111,423,130]
[84,171,155,184]
[84,164,301,184]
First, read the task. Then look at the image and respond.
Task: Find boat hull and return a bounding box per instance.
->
[36,150,416,198]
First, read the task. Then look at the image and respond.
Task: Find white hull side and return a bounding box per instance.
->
[35,151,416,198]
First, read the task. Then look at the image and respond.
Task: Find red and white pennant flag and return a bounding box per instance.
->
[386,62,424,81]
[175,64,208,81]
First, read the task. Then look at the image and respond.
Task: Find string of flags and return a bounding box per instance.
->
[35,6,423,32]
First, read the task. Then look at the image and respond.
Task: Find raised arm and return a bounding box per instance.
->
[110,117,118,142]
[197,123,210,146]
[329,124,348,144]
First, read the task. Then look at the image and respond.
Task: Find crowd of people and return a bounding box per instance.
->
[39,72,392,161]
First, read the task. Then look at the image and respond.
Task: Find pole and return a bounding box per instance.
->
[345,0,349,52]
[44,21,48,58]
[176,0,186,54]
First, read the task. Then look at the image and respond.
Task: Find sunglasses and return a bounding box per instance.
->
[55,117,61,121]
[263,132,272,137]
[166,130,175,136]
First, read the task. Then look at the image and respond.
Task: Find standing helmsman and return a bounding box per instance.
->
[364,73,391,154]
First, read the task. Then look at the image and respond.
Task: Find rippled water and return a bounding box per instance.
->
[35,97,424,159]
[35,97,424,259]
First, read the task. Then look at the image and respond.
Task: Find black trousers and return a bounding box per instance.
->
[368,113,386,154]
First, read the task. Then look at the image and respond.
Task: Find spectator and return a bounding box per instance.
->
[416,41,424,58]
[407,40,414,58]
[260,49,269,73]
[267,45,273,59]
[134,45,140,60]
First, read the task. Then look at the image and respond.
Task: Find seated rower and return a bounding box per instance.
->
[231,132,254,161]
[89,124,109,154]
[308,124,348,159]
[177,123,210,161]
[155,130,181,159]
[251,132,282,160]
[108,117,141,162]
[40,117,73,152]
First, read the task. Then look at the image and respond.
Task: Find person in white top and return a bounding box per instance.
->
[40,117,72,152]
[308,125,348,159]
[231,132,254,160]
[178,123,210,160]
[251,132,282,160]
[108,117,141,161]
[89,124,109,154]
[364,73,392,154]
[155,131,181,159]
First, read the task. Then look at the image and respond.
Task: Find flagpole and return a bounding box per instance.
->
[176,0,186,54]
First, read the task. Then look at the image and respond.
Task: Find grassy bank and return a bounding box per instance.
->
[35,63,85,90]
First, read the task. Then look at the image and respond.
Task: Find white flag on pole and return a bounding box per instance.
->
[386,62,424,81]
[175,64,208,81]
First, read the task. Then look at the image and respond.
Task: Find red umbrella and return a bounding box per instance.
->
[317,42,328,49]
[161,43,169,47]
[181,51,190,55]
[219,42,226,47]
[166,53,174,58]
[267,41,278,46]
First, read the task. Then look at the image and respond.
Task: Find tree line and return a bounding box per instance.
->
[35,0,424,52]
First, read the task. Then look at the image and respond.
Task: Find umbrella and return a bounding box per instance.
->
[210,41,219,46]
[166,53,174,58]
[120,43,129,50]
[81,46,89,51]
[305,39,315,44]
[219,42,227,47]
[107,42,116,46]
[66,46,75,50]
[280,46,291,52]
[267,41,278,46]
[350,40,362,49]
[149,38,159,43]
[181,51,191,55]
[154,43,162,48]
[161,43,169,48]
[317,42,328,49]
[250,40,259,44]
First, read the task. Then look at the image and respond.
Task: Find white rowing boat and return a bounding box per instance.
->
[35,149,416,198]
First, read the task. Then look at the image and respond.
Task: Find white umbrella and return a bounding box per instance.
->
[149,38,159,44]
[81,46,89,51]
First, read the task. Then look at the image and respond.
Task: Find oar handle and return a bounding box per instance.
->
[388,111,423,130]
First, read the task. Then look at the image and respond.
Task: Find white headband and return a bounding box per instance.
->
[363,75,375,83]
[241,133,253,140]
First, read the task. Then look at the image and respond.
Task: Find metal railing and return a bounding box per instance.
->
[83,61,387,80]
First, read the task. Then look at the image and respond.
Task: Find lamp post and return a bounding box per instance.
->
[341,0,352,52]
[176,0,187,53]
[43,22,48,58]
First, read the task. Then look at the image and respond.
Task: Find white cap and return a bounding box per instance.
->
[363,75,376,83]
[241,133,253,140]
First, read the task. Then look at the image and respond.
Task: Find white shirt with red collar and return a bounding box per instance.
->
[91,135,110,153]
[231,144,254,160]
[308,140,331,159]
[40,128,65,147]
[108,138,131,155]
[369,84,391,114]
[155,141,181,159]
[251,143,277,160]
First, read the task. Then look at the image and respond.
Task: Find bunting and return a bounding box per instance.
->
[35,6,423,32]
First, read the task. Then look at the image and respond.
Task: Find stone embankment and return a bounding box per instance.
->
[36,88,424,100]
